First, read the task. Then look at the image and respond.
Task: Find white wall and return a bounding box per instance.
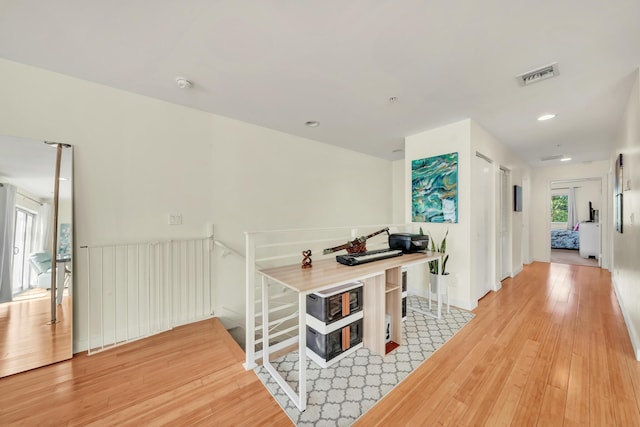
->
[0,59,394,351]
[391,160,405,224]
[530,161,610,264]
[470,121,531,278]
[404,120,472,308]
[401,119,530,309]
[611,68,640,361]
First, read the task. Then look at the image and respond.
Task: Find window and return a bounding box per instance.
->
[12,207,36,295]
[551,194,568,223]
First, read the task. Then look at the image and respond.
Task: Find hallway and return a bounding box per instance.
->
[358,262,640,426]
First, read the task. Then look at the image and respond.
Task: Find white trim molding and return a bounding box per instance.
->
[612,277,640,361]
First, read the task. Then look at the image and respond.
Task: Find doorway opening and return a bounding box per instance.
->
[549,178,601,267]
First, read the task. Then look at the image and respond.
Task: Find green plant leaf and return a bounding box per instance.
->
[440,229,448,253]
[426,229,449,275]
[442,254,449,275]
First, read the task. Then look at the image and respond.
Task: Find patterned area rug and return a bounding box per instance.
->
[255,295,474,426]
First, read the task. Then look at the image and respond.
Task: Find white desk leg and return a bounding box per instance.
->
[262,276,270,367]
[407,256,443,320]
[298,291,307,411]
[261,276,307,411]
[436,255,442,319]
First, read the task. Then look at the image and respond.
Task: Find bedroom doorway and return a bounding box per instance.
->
[549,178,602,267]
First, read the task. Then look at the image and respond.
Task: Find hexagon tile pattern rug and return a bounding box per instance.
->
[255,295,475,426]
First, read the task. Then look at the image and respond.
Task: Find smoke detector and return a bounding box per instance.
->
[516,63,559,86]
[175,77,193,89]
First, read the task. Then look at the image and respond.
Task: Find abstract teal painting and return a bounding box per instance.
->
[412,152,458,223]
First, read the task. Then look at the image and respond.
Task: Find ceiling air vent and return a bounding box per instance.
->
[517,63,559,86]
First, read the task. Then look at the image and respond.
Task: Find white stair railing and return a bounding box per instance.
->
[83,236,215,354]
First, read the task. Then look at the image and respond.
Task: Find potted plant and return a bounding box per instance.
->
[427,229,449,297]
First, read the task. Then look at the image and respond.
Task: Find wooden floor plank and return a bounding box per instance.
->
[564,354,590,426]
[483,339,540,427]
[1,262,639,426]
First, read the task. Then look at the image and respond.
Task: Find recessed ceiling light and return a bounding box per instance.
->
[388,96,399,104]
[305,121,320,127]
[560,157,571,162]
[540,154,564,161]
[538,114,556,121]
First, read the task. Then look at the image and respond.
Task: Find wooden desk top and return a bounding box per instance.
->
[259,251,441,293]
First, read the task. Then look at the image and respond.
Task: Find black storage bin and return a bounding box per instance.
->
[307,283,363,324]
[402,296,407,319]
[306,319,364,362]
[402,270,407,292]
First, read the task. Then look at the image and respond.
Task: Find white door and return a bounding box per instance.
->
[522,177,531,264]
[474,154,493,299]
[499,169,511,280]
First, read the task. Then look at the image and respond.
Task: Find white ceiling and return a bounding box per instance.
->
[0,1,639,167]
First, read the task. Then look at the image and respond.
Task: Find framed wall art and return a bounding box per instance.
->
[411,152,458,223]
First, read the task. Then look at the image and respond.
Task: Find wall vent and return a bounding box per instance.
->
[517,63,559,86]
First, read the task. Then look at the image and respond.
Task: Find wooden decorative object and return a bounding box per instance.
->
[301,250,312,269]
[323,227,390,255]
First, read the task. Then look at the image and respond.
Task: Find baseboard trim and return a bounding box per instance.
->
[408,288,476,311]
[74,339,88,354]
[612,277,640,361]
[511,266,523,278]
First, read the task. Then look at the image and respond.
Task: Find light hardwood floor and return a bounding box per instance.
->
[0,317,289,426]
[357,262,640,426]
[1,262,638,426]
[0,294,72,377]
[550,248,599,267]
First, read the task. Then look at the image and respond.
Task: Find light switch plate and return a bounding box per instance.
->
[168,214,182,225]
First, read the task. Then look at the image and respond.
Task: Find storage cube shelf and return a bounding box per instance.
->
[306,282,364,367]
[306,319,364,368]
[306,281,363,325]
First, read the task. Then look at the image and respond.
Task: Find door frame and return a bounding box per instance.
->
[474,151,498,301]
[545,175,607,268]
[498,167,512,281]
